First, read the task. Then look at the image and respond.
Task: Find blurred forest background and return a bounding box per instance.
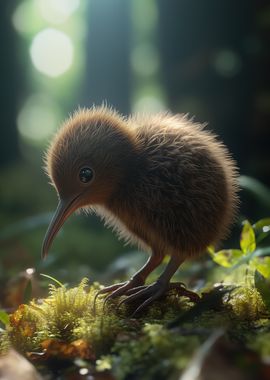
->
[1,0,270,290]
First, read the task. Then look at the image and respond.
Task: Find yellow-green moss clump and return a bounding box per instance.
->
[0,279,192,361]
[1,279,270,379]
[1,279,129,359]
[228,286,267,321]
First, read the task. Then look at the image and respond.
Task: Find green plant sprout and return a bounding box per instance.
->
[209,218,270,309]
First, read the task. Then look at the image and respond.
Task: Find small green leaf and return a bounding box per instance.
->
[212,249,243,267]
[254,270,270,310]
[23,279,32,304]
[250,256,270,278]
[40,273,64,287]
[207,245,215,255]
[0,310,9,326]
[240,220,256,254]
[253,218,270,244]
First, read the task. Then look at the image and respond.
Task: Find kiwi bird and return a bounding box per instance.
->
[42,106,239,314]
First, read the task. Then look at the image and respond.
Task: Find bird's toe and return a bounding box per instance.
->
[131,294,161,317]
[93,282,126,311]
[125,285,147,295]
[94,281,130,314]
[95,282,126,297]
[117,282,200,316]
[118,281,168,315]
[96,277,146,311]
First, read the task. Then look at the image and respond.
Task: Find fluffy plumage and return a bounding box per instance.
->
[43,106,239,313]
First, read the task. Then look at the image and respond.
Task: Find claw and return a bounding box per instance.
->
[116,289,143,310]
[115,286,147,311]
[119,282,200,316]
[118,286,153,307]
[117,281,168,316]
[94,279,200,318]
[94,278,146,315]
[131,294,159,317]
[93,282,126,315]
[102,289,121,311]
[125,285,147,296]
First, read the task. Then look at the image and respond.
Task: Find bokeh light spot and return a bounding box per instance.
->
[30,28,73,77]
[17,94,59,142]
[133,96,166,113]
[213,49,242,77]
[79,368,89,375]
[26,268,35,275]
[36,0,80,24]
[131,44,159,76]
[12,1,35,35]
[132,0,158,33]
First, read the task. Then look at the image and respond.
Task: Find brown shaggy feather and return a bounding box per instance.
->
[45,106,239,260]
[43,106,240,310]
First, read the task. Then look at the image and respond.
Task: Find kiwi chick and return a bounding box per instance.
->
[42,106,239,314]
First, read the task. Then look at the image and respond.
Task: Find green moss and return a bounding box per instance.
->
[1,277,270,379]
[100,323,200,380]
[249,331,270,359]
[0,330,11,354]
[0,279,191,359]
[1,279,134,358]
[228,286,267,321]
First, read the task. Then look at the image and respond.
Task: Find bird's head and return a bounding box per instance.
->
[42,106,138,259]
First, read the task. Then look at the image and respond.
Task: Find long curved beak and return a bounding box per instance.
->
[41,196,79,259]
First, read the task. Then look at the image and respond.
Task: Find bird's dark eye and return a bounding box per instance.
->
[79,167,94,183]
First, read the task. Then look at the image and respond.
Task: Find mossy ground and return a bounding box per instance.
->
[1,277,270,379]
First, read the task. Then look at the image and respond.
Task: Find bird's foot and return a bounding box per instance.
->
[94,279,200,317]
[93,276,144,313]
[117,280,169,316]
[117,281,200,316]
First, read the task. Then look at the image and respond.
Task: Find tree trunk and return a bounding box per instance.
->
[0,0,21,166]
[157,0,255,171]
[82,0,131,115]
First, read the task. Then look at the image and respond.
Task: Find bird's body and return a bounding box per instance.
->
[43,106,239,313]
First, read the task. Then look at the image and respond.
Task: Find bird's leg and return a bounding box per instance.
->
[94,252,164,306]
[119,254,199,315]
